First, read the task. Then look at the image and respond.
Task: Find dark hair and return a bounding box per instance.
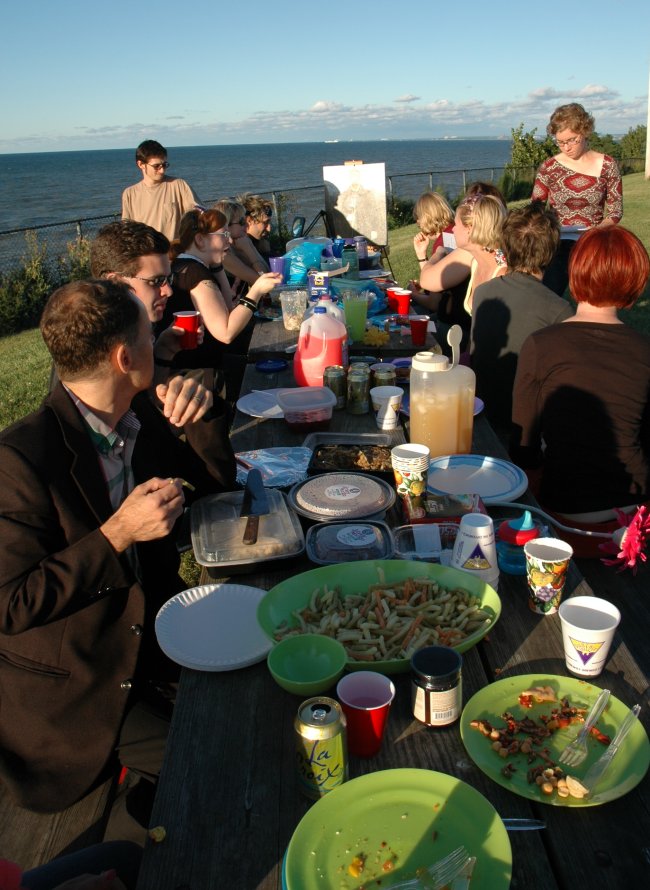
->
[465,181,507,208]
[91,220,170,278]
[238,192,273,221]
[569,226,650,309]
[40,280,142,380]
[135,140,167,164]
[169,208,228,261]
[501,203,560,274]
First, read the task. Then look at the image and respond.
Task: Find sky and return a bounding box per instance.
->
[1,0,648,154]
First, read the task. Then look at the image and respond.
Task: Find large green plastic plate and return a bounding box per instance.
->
[461,673,650,806]
[257,560,500,674]
[284,768,512,889]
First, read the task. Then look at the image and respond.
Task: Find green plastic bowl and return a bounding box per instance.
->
[267,633,347,696]
[258,559,502,674]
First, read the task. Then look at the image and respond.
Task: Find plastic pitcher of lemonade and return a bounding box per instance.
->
[409,327,475,457]
[294,307,348,387]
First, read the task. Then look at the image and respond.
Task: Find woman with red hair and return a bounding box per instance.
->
[511,226,650,551]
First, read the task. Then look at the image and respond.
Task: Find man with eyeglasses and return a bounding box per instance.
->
[122,140,200,241]
[90,220,230,438]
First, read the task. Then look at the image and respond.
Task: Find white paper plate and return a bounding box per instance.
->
[427,454,528,504]
[155,584,272,671]
[236,388,285,419]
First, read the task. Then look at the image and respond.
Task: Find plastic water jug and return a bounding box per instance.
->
[305,295,344,325]
[294,307,348,387]
[409,326,476,458]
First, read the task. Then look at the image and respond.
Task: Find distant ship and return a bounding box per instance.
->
[324,139,339,143]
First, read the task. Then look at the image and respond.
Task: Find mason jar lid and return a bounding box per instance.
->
[411,645,462,684]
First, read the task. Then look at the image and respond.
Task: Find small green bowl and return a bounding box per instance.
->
[267,633,347,696]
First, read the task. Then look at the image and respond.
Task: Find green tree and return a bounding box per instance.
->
[506,123,555,171]
[620,124,647,158]
[590,132,622,160]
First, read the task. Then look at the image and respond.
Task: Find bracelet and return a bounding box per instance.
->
[154,356,175,367]
[418,257,427,263]
[238,297,257,313]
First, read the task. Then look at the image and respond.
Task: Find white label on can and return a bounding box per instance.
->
[412,679,462,726]
[325,484,361,501]
[336,526,376,547]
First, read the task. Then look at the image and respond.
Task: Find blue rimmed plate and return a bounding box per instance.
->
[427,454,527,504]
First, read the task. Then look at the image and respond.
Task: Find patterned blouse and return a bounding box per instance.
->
[531,155,623,227]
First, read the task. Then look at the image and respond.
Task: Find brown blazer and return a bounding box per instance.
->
[0,384,235,812]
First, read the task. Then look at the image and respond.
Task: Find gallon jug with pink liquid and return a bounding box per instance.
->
[294,307,348,387]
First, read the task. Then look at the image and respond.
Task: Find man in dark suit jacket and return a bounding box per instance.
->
[0,279,235,814]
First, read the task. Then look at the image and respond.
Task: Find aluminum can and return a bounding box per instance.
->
[323,365,347,409]
[346,369,370,414]
[295,697,347,799]
[370,363,396,388]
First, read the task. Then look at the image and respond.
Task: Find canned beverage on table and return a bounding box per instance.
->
[347,368,370,414]
[323,365,347,409]
[370,363,396,388]
[295,697,347,799]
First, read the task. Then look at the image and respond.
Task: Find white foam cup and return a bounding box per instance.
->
[558,595,621,677]
[451,514,498,579]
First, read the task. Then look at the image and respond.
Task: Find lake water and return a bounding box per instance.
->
[0,140,512,232]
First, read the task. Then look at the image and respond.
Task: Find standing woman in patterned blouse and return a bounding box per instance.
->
[531,102,623,296]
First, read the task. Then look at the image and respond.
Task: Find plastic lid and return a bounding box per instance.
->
[497,510,540,545]
[411,352,450,373]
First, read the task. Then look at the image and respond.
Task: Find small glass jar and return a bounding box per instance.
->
[410,646,462,726]
[346,369,370,414]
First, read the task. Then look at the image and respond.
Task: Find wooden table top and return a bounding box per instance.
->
[137,374,650,890]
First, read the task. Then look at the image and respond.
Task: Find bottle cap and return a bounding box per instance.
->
[411,352,449,373]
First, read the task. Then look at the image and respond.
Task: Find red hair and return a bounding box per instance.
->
[569,226,650,309]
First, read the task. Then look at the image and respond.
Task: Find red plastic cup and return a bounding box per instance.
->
[336,671,395,757]
[393,289,411,315]
[386,287,401,312]
[410,316,428,346]
[173,311,200,349]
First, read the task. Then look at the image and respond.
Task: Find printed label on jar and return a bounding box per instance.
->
[336,526,376,547]
[325,484,361,501]
[412,679,462,726]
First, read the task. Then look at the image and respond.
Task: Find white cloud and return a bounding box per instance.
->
[394,94,421,104]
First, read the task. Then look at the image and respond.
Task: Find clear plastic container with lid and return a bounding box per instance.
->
[409,329,475,458]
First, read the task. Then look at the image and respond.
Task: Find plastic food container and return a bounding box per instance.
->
[288,472,396,522]
[190,490,304,567]
[277,387,336,433]
[306,520,394,565]
[393,523,459,563]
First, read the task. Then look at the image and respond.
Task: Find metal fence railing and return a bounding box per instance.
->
[1,160,644,279]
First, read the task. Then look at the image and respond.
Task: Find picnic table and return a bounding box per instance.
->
[136,364,650,890]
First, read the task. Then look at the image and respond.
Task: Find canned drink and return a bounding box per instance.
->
[346,369,370,414]
[323,365,347,409]
[295,697,347,799]
[370,363,396,388]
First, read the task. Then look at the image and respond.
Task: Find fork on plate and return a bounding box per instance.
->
[559,687,610,768]
[385,845,471,889]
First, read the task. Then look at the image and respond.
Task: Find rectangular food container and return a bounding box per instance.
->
[303,431,406,483]
[277,387,337,433]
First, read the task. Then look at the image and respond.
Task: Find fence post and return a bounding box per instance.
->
[429,172,433,190]
[76,221,82,239]
[462,170,467,194]
[387,176,393,208]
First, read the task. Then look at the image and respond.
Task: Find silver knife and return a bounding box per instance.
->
[583,704,641,796]
[240,469,270,545]
[502,818,546,831]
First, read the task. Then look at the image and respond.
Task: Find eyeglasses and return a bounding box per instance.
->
[231,218,246,226]
[146,161,170,171]
[208,230,232,241]
[555,135,582,148]
[118,273,174,288]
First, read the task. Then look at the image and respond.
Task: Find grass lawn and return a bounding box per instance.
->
[1,173,649,432]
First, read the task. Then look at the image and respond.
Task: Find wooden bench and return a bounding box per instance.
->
[0,776,117,871]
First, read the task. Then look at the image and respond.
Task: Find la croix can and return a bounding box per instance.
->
[323,365,347,409]
[295,697,347,799]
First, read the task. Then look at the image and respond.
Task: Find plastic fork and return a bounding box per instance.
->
[385,845,470,890]
[559,687,611,768]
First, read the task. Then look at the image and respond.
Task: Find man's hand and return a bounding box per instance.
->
[100,478,185,553]
[156,371,212,427]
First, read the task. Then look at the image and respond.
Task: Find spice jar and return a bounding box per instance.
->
[411,646,462,726]
[346,368,370,414]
